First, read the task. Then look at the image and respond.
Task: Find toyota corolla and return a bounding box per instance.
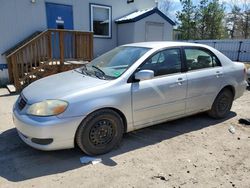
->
[13,42,247,155]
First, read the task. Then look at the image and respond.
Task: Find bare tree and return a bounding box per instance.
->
[157,0,176,17]
[241,0,250,38]
[225,0,250,38]
[226,5,241,38]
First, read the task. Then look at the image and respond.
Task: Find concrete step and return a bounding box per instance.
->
[6,84,16,93]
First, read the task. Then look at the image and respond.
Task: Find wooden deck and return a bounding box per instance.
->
[5,29,93,91]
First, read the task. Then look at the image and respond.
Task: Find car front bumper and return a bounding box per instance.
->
[13,108,84,151]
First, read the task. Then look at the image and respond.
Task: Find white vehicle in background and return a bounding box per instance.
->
[13,42,247,155]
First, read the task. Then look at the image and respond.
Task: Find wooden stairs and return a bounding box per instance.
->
[4,29,93,91]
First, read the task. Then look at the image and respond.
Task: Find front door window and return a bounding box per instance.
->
[139,48,182,76]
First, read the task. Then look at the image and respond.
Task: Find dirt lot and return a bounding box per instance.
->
[0,88,250,188]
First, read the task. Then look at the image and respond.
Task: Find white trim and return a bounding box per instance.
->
[90,4,112,38]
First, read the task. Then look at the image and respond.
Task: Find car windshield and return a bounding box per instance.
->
[80,46,150,80]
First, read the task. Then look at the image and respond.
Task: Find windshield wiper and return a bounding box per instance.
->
[81,65,88,75]
[91,65,108,80]
[91,65,105,75]
[80,65,93,77]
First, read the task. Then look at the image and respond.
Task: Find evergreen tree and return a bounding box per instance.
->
[177,0,226,40]
[176,0,197,39]
[207,0,225,39]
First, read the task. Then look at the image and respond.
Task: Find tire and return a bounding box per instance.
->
[208,89,233,119]
[76,109,124,155]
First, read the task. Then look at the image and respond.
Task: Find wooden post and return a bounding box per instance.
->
[47,31,52,60]
[89,33,94,61]
[11,55,21,91]
[6,57,14,83]
[59,31,64,71]
[74,33,77,59]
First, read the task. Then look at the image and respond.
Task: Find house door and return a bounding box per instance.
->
[46,3,74,59]
[145,22,164,41]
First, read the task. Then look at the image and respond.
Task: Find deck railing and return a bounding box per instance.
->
[6,29,93,91]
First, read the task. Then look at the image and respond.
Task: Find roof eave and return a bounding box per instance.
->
[115,8,176,26]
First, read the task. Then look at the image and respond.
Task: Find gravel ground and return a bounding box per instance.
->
[0,88,249,188]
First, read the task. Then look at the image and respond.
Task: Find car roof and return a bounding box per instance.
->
[123,41,210,50]
[123,41,233,67]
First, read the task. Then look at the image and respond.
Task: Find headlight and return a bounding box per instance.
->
[27,100,68,116]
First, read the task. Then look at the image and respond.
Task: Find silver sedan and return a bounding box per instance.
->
[13,42,247,155]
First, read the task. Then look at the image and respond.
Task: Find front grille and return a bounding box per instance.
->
[18,96,27,110]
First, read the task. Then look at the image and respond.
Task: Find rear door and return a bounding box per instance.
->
[184,47,223,114]
[132,48,187,128]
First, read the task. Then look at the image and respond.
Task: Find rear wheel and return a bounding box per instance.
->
[208,89,233,119]
[76,109,124,155]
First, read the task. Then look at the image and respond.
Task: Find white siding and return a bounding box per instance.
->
[134,13,173,42]
[117,22,135,46]
[145,22,164,41]
[117,13,174,46]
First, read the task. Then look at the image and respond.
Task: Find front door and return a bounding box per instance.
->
[46,3,73,30]
[46,3,74,58]
[132,48,187,128]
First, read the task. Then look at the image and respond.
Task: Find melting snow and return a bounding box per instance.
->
[116,8,155,22]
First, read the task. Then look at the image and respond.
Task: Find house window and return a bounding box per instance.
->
[90,4,112,38]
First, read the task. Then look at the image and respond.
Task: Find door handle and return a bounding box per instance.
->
[177,77,184,85]
[215,71,223,78]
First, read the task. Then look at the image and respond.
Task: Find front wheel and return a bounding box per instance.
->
[208,89,233,119]
[76,109,124,155]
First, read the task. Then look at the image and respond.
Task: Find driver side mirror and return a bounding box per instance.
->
[134,70,154,81]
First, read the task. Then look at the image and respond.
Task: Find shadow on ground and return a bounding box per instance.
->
[0,112,236,182]
[0,93,18,97]
[0,87,18,97]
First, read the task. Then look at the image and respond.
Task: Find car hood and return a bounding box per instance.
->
[22,70,109,104]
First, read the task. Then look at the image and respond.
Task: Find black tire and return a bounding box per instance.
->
[208,89,233,119]
[76,109,124,155]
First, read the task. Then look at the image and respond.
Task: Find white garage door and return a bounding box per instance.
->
[145,22,164,41]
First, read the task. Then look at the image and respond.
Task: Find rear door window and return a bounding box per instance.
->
[184,48,221,71]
